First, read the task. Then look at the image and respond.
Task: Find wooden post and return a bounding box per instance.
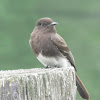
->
[0,68,76,100]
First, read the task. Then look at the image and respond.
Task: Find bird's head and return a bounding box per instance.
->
[35,17,58,33]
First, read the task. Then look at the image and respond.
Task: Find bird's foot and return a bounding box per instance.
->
[45,66,49,68]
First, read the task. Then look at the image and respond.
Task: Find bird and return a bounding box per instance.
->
[29,17,90,100]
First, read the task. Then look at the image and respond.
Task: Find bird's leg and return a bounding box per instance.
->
[54,65,57,68]
[45,66,49,68]
[55,65,60,68]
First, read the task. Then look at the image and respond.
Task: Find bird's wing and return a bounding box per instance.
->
[51,33,76,70]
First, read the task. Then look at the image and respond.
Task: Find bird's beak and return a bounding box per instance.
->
[51,22,58,26]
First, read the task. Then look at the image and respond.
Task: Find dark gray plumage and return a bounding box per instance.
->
[29,17,89,100]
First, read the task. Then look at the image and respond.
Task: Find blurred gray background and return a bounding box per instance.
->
[0,0,100,100]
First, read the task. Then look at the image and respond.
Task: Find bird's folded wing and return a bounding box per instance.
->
[51,33,76,70]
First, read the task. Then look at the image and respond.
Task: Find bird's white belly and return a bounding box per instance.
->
[37,53,72,68]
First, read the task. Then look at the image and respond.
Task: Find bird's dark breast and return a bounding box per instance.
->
[42,38,61,57]
[31,34,61,57]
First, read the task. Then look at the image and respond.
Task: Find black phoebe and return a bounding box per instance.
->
[29,17,89,100]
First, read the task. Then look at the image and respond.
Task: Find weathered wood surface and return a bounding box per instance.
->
[0,68,76,100]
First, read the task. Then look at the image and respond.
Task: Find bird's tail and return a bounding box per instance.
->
[76,73,90,100]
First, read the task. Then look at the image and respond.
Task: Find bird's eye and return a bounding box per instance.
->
[38,23,42,26]
[38,23,47,27]
[43,23,47,27]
